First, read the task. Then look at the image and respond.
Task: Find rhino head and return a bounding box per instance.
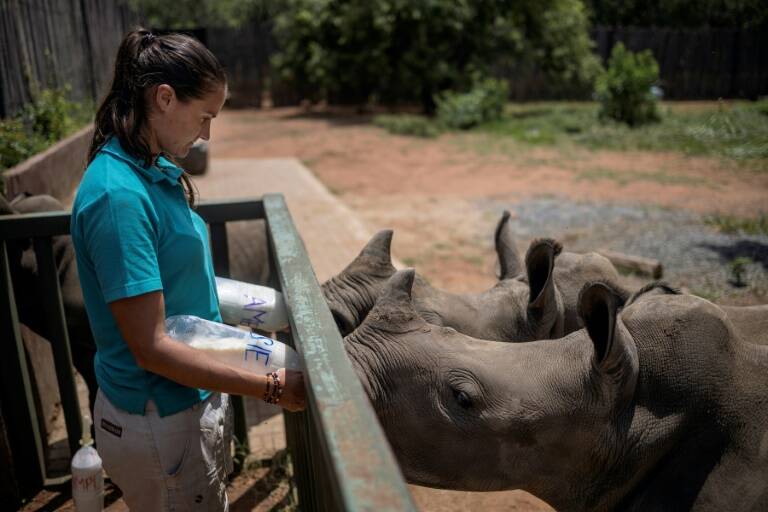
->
[323,228,565,342]
[321,229,397,335]
[346,270,768,510]
[345,270,637,498]
[413,237,565,342]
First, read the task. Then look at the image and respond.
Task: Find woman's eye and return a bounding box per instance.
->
[453,389,473,409]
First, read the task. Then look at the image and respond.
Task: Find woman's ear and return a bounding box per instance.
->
[154,84,176,112]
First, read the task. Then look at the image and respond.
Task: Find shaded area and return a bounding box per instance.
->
[698,240,768,270]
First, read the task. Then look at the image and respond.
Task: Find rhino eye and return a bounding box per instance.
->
[453,389,473,409]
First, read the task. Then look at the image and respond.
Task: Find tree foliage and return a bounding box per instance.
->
[585,0,768,28]
[595,43,660,126]
[128,0,280,29]
[271,0,600,110]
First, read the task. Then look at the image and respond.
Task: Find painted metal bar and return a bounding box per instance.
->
[195,198,264,223]
[263,194,417,512]
[0,210,70,239]
[33,237,84,458]
[0,241,46,502]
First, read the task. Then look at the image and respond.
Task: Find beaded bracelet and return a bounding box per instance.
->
[263,371,283,405]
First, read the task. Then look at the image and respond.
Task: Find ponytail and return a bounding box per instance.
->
[88,28,226,207]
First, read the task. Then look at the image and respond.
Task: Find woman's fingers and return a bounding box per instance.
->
[278,368,306,412]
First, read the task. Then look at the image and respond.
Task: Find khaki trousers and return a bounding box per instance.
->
[94,389,233,511]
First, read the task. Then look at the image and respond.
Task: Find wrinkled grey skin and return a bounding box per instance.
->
[625,281,768,347]
[1,193,98,415]
[226,219,270,285]
[494,210,627,333]
[721,304,768,345]
[323,210,627,340]
[346,270,768,511]
[323,229,566,342]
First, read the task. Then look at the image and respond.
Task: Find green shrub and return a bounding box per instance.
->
[272,0,598,111]
[22,88,72,143]
[436,77,509,130]
[373,114,441,138]
[755,97,768,116]
[0,118,46,171]
[1,87,91,172]
[595,43,660,126]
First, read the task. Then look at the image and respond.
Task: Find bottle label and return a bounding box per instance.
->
[238,293,269,328]
[243,332,276,367]
[73,472,102,493]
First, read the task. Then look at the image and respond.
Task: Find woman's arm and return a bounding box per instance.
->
[109,290,305,412]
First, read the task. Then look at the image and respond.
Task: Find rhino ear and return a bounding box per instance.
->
[578,282,639,402]
[495,211,523,280]
[525,238,563,336]
[365,269,426,333]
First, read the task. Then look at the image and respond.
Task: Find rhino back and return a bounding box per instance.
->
[722,305,768,346]
[555,251,623,332]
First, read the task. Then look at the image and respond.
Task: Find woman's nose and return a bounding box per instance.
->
[200,120,211,141]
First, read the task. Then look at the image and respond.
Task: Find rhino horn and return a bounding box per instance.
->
[360,229,394,260]
[365,269,426,333]
[345,229,396,276]
[578,281,639,403]
[495,210,523,280]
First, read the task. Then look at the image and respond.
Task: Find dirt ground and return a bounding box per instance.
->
[212,107,767,299]
[206,106,766,511]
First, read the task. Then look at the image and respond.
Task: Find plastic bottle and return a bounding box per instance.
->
[71,444,103,512]
[166,315,301,372]
[215,276,289,332]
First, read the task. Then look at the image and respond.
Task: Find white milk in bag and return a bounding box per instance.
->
[165,315,300,372]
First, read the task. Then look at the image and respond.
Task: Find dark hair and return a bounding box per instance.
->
[88,28,226,206]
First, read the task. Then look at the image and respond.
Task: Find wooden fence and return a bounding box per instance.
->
[0,0,138,119]
[2,4,767,116]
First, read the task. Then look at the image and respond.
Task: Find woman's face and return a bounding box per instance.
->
[147,83,227,159]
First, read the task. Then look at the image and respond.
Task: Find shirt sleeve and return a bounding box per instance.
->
[79,188,163,303]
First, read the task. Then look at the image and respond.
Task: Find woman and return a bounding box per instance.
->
[70,29,305,510]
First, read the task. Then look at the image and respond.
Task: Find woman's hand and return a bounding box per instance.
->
[277,368,306,412]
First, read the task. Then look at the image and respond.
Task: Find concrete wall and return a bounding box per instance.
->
[3,124,93,205]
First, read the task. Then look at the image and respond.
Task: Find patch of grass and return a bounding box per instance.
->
[475,100,768,165]
[704,213,768,235]
[577,167,705,186]
[373,114,441,138]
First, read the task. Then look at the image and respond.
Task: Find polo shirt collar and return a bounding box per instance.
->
[100,137,184,185]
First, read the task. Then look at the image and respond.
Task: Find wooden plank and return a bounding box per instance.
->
[263,194,416,512]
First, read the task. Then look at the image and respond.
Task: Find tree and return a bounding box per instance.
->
[128,0,280,29]
[271,0,600,111]
[584,0,768,28]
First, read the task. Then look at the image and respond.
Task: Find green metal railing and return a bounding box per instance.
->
[0,194,416,511]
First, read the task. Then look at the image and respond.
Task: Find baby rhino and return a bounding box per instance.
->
[345,270,768,511]
[324,211,626,342]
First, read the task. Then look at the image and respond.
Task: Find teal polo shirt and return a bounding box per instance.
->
[71,136,221,417]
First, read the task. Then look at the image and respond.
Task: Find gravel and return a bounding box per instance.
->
[478,197,768,302]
